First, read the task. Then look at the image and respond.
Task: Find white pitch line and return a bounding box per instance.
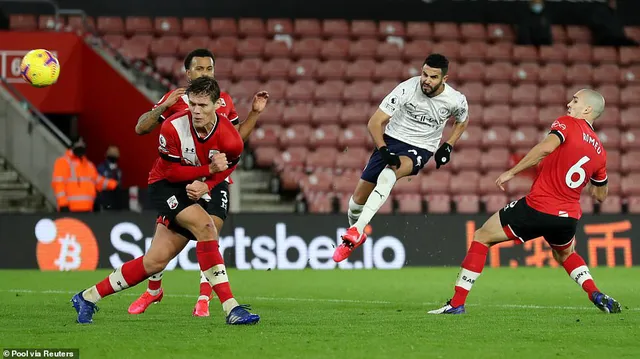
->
[1,289,636,312]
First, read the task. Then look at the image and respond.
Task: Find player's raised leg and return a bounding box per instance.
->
[552,241,621,313]
[428,210,509,314]
[175,204,259,325]
[72,223,187,323]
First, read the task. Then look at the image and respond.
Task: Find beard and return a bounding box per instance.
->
[421,81,442,96]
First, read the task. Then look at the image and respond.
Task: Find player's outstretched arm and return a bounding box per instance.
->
[444,120,468,147]
[237,91,269,141]
[367,109,392,149]
[135,106,168,135]
[496,134,561,190]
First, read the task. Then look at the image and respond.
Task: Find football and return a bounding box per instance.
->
[19,49,60,88]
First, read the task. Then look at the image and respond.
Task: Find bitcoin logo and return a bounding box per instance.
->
[35,218,99,271]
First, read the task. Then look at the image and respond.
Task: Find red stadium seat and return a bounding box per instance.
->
[483,194,509,213]
[211,36,238,58]
[333,170,361,197]
[251,125,282,149]
[315,80,345,102]
[539,44,568,63]
[592,64,620,85]
[597,128,621,148]
[455,125,483,150]
[596,105,620,128]
[266,18,293,36]
[406,22,433,40]
[292,38,323,59]
[425,194,452,214]
[512,46,538,62]
[102,34,125,49]
[294,19,322,38]
[621,151,640,173]
[320,38,351,60]
[182,17,209,36]
[511,84,538,105]
[236,37,266,58]
[259,102,285,125]
[322,19,350,38]
[289,59,320,80]
[305,147,339,171]
[580,195,594,215]
[451,149,481,172]
[316,60,348,81]
[260,58,292,81]
[433,23,460,41]
[97,16,124,34]
[345,59,376,81]
[512,62,539,83]
[566,25,591,44]
[592,47,619,64]
[309,125,340,149]
[209,18,237,37]
[351,20,378,39]
[339,125,369,149]
[307,192,335,214]
[597,85,620,106]
[511,105,539,127]
[120,37,150,60]
[178,36,211,57]
[403,40,434,63]
[232,58,262,80]
[450,171,481,194]
[9,14,37,30]
[253,145,280,168]
[539,63,567,84]
[459,42,488,62]
[335,147,369,171]
[486,43,513,62]
[486,62,514,83]
[349,38,378,59]
[38,15,64,31]
[483,105,511,126]
[279,124,312,148]
[622,174,640,196]
[374,60,404,82]
[150,36,180,57]
[481,149,510,171]
[432,41,461,61]
[457,61,485,83]
[311,102,342,126]
[460,23,487,42]
[566,64,593,84]
[154,56,176,76]
[506,176,533,195]
[379,21,406,38]
[67,15,95,32]
[551,25,568,44]
[510,126,538,150]
[627,196,640,214]
[538,85,567,106]
[285,80,315,102]
[396,194,424,214]
[262,79,287,100]
[459,82,484,104]
[487,24,515,43]
[238,18,265,37]
[479,171,504,195]
[621,85,640,106]
[453,195,480,214]
[484,83,512,105]
[421,171,451,195]
[621,129,640,150]
[343,81,374,103]
[125,16,153,35]
[263,40,291,59]
[394,176,422,194]
[621,107,640,128]
[619,47,640,66]
[620,65,640,85]
[599,195,622,214]
[274,147,308,172]
[340,103,371,125]
[376,41,404,60]
[482,126,511,149]
[282,103,313,125]
[567,44,593,64]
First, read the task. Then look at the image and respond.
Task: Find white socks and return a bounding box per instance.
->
[347,196,364,226]
[353,168,397,233]
[147,271,163,296]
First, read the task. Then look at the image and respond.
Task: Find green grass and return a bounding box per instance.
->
[0,268,639,359]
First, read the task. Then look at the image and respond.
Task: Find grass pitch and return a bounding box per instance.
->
[0,267,638,359]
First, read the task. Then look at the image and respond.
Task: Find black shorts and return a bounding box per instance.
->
[150,179,230,241]
[499,197,578,250]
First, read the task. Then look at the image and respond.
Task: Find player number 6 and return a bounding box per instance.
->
[565,156,590,189]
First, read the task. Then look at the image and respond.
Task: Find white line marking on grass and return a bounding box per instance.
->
[1,289,636,312]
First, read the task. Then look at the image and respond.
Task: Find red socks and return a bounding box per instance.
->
[451,241,489,308]
[96,256,150,298]
[562,252,599,301]
[196,241,233,304]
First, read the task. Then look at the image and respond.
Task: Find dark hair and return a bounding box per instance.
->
[186,76,221,103]
[184,48,215,71]
[424,53,449,76]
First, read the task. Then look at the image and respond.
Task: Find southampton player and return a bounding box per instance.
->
[131,48,268,317]
[333,54,469,262]
[429,89,621,315]
[71,77,260,325]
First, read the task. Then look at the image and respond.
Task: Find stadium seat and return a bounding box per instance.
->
[238,18,265,37]
[597,128,621,148]
[349,38,379,59]
[321,38,351,59]
[621,129,640,150]
[432,41,461,61]
[506,176,533,195]
[345,59,376,80]
[551,25,568,44]
[457,62,485,83]
[607,172,622,195]
[38,15,63,31]
[483,194,509,213]
[592,47,619,64]
[338,125,369,149]
[120,38,150,60]
[510,126,538,150]
[421,171,451,195]
[620,65,640,85]
[274,146,308,172]
[539,44,568,63]
[538,84,566,105]
[566,25,592,44]
[332,170,361,194]
[460,42,488,62]
[567,44,593,64]
[459,82,484,104]
[300,172,334,193]
[594,104,619,128]
[279,168,306,191]
[478,171,504,195]
[592,64,620,84]
[267,18,293,36]
[182,17,209,36]
[510,105,539,128]
[450,171,480,194]
[125,16,153,35]
[96,16,125,34]
[621,85,640,106]
[513,46,538,63]
[487,24,515,43]
[580,195,594,214]
[621,107,640,128]
[264,40,291,59]
[294,19,322,38]
[282,103,313,125]
[340,102,371,125]
[455,125,483,149]
[486,62,514,83]
[566,64,593,84]
[177,36,211,57]
[260,102,285,125]
[394,176,422,194]
[285,80,315,102]
[311,102,342,126]
[453,195,480,214]
[67,15,95,31]
[405,21,432,40]
[335,147,369,170]
[251,125,282,148]
[374,60,404,82]
[253,145,280,168]
[261,79,287,100]
[210,36,238,58]
[322,19,350,38]
[309,125,340,149]
[621,151,640,173]
[376,41,404,60]
[232,58,262,80]
[316,60,348,81]
[279,125,312,148]
[292,38,323,59]
[539,63,567,83]
[596,84,620,106]
[351,20,378,39]
[483,105,511,126]
[619,47,640,66]
[307,192,334,213]
[451,149,482,172]
[315,80,345,102]
[396,194,424,214]
[481,149,510,171]
[209,18,237,37]
[484,83,512,105]
[460,23,487,42]
[622,174,640,196]
[627,196,640,214]
[512,62,540,83]
[260,58,291,80]
[289,59,320,80]
[511,84,538,105]
[425,194,452,214]
[102,34,125,49]
[343,81,375,103]
[599,195,622,214]
[154,56,176,76]
[10,14,37,30]
[433,23,460,41]
[150,36,180,57]
[236,37,266,58]
[379,21,406,38]
[482,126,511,148]
[486,43,513,62]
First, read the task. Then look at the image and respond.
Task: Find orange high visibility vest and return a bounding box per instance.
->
[51,150,118,212]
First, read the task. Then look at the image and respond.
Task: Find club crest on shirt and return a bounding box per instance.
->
[209,149,219,160]
[219,98,226,107]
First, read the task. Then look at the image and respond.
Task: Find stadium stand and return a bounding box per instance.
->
[8,15,640,214]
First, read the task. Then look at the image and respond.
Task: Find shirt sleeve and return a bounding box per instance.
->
[378,79,412,116]
[205,166,237,190]
[452,94,469,123]
[548,117,572,144]
[590,164,608,187]
[225,94,240,125]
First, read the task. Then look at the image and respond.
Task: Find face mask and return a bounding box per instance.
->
[107,155,119,164]
[72,146,86,158]
[531,3,543,13]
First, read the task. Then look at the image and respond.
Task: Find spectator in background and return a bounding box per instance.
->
[97,145,124,211]
[51,137,118,212]
[589,0,638,47]
[516,0,553,46]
